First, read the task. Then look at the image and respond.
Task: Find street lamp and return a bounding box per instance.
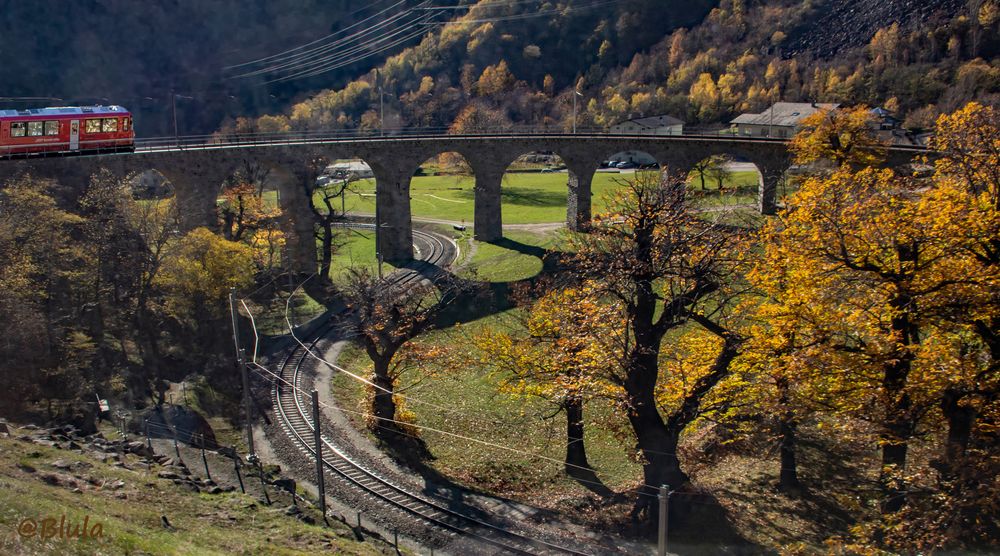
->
[572,89,583,134]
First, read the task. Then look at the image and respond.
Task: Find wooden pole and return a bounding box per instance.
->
[200,434,212,482]
[233,447,245,494]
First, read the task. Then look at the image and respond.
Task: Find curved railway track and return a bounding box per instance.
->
[270,228,590,555]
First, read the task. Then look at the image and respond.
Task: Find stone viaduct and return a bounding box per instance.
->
[0,135,924,270]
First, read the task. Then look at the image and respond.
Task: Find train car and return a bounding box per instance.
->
[0,105,134,157]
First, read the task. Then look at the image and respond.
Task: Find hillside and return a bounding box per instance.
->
[783,0,967,57]
[3,1,995,137]
[245,0,997,135]
[0,420,396,555]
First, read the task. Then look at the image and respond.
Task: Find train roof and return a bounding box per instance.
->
[0,105,130,118]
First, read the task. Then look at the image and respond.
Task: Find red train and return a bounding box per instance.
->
[0,105,134,157]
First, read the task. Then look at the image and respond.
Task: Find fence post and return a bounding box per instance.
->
[170,422,181,460]
[658,484,669,556]
[199,434,212,482]
[251,455,270,505]
[144,418,152,449]
[233,447,245,494]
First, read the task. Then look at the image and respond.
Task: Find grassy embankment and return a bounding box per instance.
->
[0,426,392,556]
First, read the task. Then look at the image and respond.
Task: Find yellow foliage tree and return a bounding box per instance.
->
[474,285,621,486]
[789,105,888,168]
[156,227,255,323]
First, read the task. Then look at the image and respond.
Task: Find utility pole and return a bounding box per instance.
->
[240,348,255,459]
[172,92,194,147]
[230,287,255,459]
[376,68,385,137]
[312,390,327,523]
[374,187,383,279]
[658,484,670,556]
[171,90,178,147]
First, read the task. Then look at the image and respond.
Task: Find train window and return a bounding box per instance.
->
[27,121,44,136]
[102,118,118,133]
[85,119,102,133]
[11,122,26,137]
[123,118,130,131]
[44,121,59,136]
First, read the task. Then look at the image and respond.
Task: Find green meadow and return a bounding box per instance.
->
[312,169,761,224]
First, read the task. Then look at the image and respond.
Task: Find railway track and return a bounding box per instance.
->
[270,228,590,555]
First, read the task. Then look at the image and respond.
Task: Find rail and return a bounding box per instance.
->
[270,228,591,555]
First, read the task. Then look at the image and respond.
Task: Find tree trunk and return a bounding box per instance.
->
[629,410,687,522]
[940,388,976,477]
[370,357,398,438]
[625,351,690,521]
[318,220,334,282]
[564,394,591,475]
[776,377,801,493]
[879,320,914,514]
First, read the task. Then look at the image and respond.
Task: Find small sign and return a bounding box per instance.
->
[97,399,110,412]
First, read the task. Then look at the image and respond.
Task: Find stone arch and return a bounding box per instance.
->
[646,143,789,215]
[683,153,764,209]
[410,150,476,227]
[145,152,240,232]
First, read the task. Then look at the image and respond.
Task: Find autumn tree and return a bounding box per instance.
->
[449,102,513,134]
[338,268,467,442]
[474,284,620,491]
[306,171,359,284]
[477,60,516,97]
[218,182,274,243]
[688,155,730,191]
[0,176,81,415]
[789,105,889,168]
[156,227,255,333]
[569,171,747,521]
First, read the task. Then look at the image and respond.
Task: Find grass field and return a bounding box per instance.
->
[331,315,643,501]
[457,229,559,282]
[313,169,761,224]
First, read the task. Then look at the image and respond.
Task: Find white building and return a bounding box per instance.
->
[610,115,684,136]
[731,102,839,139]
[323,160,373,179]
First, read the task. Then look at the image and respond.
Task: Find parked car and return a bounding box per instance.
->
[615,161,636,169]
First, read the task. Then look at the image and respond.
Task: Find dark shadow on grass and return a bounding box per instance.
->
[455,187,567,207]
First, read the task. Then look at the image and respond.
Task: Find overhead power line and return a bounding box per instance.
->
[225,0,408,70]
[228,0,441,84]
[230,2,421,79]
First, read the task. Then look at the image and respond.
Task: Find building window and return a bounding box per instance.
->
[11,122,26,137]
[102,118,118,133]
[85,119,102,133]
[44,121,59,136]
[27,121,44,136]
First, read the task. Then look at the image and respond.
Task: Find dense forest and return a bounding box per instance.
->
[5,0,996,137]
